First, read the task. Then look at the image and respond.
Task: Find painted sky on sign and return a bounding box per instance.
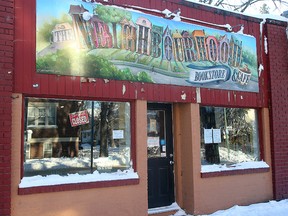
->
[36,0,257,54]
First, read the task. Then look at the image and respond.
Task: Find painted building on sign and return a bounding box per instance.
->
[52,23,74,43]
[1,0,288,216]
[36,2,259,92]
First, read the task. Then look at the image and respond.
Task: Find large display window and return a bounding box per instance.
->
[24,97,132,177]
[200,106,259,165]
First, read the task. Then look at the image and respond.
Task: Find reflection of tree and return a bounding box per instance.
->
[100,102,116,157]
[57,100,83,157]
[200,107,220,164]
[200,107,254,164]
[221,108,252,149]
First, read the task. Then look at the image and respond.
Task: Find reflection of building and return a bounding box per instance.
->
[26,100,80,159]
[52,23,74,43]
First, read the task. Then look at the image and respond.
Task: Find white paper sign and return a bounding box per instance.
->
[113,130,124,139]
[213,129,222,143]
[149,119,157,132]
[204,129,213,144]
[147,137,159,147]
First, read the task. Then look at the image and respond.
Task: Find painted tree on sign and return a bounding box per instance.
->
[94,5,132,48]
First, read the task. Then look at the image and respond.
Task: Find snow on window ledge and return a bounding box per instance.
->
[19,168,139,189]
[201,161,270,174]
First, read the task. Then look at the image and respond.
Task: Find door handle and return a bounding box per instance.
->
[170,161,174,165]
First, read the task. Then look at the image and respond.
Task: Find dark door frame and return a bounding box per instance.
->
[147,103,175,208]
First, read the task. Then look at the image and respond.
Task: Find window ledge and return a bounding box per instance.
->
[18,169,139,195]
[201,161,270,178]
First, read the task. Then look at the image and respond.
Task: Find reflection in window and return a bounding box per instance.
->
[27,103,57,127]
[24,97,131,177]
[200,106,259,165]
[147,110,165,158]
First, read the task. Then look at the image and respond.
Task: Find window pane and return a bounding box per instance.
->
[47,106,56,125]
[147,110,165,158]
[200,106,259,165]
[24,98,132,177]
[27,103,57,127]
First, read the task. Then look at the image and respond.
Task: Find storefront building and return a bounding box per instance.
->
[0,0,288,215]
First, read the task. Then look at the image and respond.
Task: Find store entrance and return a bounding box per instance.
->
[147,103,174,208]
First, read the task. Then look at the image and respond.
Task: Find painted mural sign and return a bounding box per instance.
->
[36,0,259,92]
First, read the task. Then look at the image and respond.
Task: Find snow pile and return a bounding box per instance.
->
[201,161,269,173]
[201,146,268,173]
[24,157,92,171]
[264,36,268,54]
[218,146,257,164]
[24,146,131,172]
[21,146,135,188]
[171,199,288,216]
[201,146,259,165]
[258,64,264,77]
[19,168,138,188]
[207,199,288,216]
[148,202,182,215]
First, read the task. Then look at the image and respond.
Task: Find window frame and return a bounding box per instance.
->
[20,96,138,195]
[199,105,268,177]
[27,102,58,128]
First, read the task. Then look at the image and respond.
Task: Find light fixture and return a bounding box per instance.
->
[83,11,93,21]
[162,8,181,21]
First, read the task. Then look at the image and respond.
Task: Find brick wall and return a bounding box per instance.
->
[0,0,14,215]
[266,22,288,200]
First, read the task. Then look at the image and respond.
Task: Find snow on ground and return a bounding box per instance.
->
[170,199,288,216]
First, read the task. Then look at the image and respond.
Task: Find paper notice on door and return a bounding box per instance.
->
[213,129,221,143]
[204,129,213,144]
[113,130,124,139]
[149,119,157,133]
[147,137,159,147]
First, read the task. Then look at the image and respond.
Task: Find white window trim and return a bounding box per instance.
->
[27,102,58,128]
